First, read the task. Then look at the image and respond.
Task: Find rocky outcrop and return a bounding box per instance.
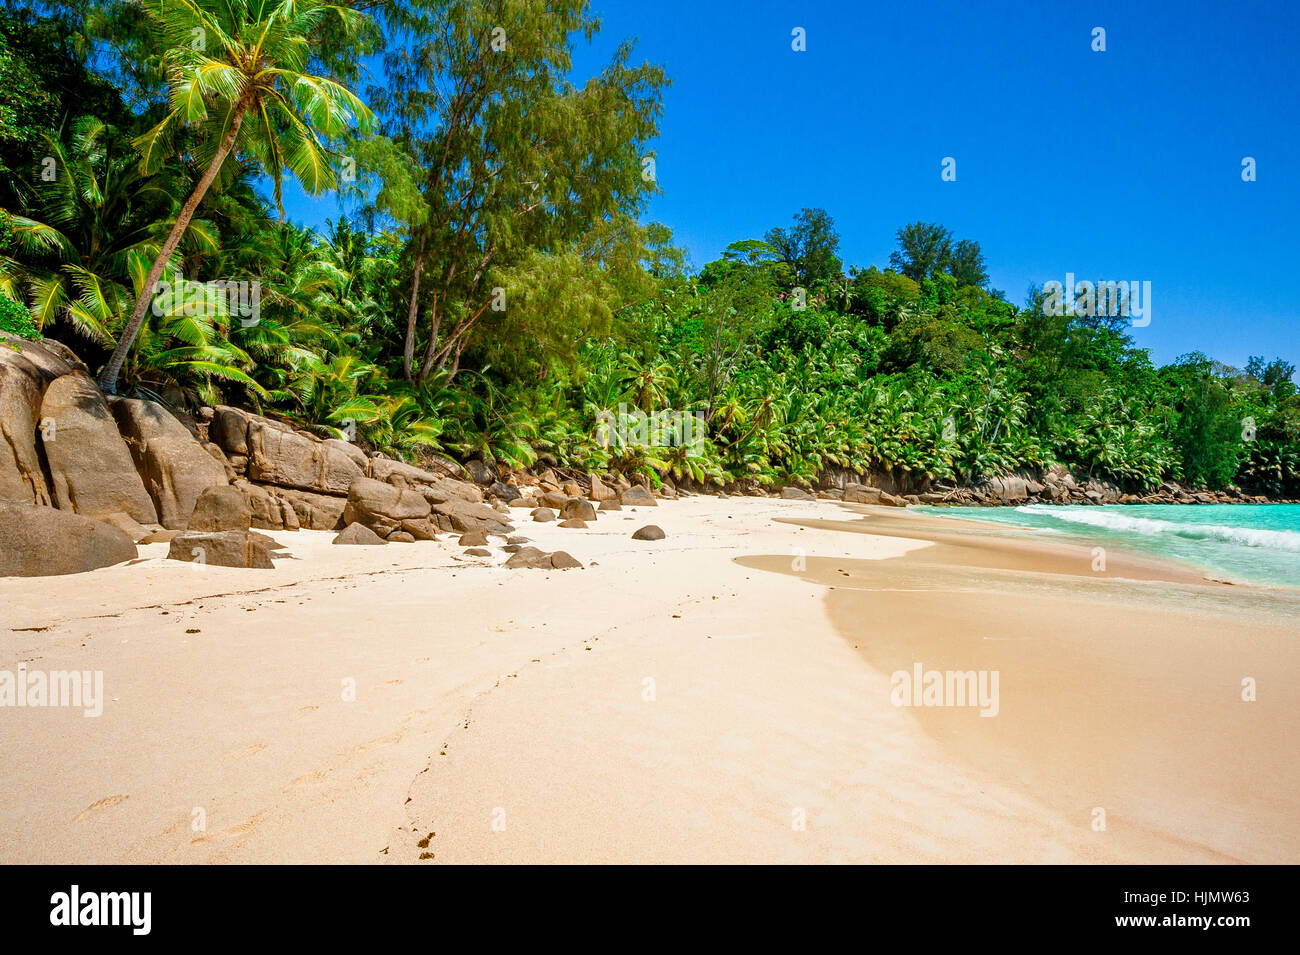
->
[342,476,431,538]
[429,498,513,535]
[0,335,71,506]
[211,405,364,495]
[232,479,298,531]
[979,475,1029,503]
[111,397,228,529]
[0,502,137,577]
[843,484,882,504]
[40,372,158,524]
[273,487,346,530]
[780,486,814,500]
[416,477,483,506]
[632,525,665,540]
[165,485,273,568]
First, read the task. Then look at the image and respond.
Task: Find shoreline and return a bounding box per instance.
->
[913,500,1300,592]
[3,496,1294,863]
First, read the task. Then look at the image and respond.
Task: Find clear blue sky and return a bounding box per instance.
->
[282,0,1298,373]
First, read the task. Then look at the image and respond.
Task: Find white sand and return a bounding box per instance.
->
[1,496,1294,863]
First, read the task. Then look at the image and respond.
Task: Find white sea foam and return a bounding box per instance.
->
[1015,505,1300,553]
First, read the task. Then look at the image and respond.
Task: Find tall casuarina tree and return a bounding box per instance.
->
[369,0,666,384]
[98,0,373,394]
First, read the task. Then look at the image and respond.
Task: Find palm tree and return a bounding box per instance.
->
[0,117,176,342]
[617,353,678,412]
[98,0,372,393]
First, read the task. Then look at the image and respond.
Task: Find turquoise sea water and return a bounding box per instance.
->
[922,503,1300,589]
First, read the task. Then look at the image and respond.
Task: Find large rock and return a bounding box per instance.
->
[843,484,883,504]
[504,546,583,570]
[490,480,521,502]
[167,529,274,569]
[1084,478,1121,503]
[342,476,431,538]
[400,517,439,540]
[187,485,252,532]
[983,476,1029,503]
[465,459,494,485]
[415,477,483,505]
[271,486,343,530]
[504,546,550,569]
[367,457,484,506]
[248,421,363,494]
[0,335,71,506]
[233,479,296,530]
[212,405,364,495]
[632,524,666,541]
[539,491,570,510]
[370,457,443,489]
[40,372,157,524]
[110,397,228,529]
[780,486,814,500]
[560,498,597,522]
[429,498,513,535]
[1042,464,1075,489]
[333,522,386,545]
[0,502,137,577]
[588,473,615,502]
[619,486,657,507]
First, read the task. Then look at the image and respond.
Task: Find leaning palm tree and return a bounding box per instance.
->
[98,0,373,393]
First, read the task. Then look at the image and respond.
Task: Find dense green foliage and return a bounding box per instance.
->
[1,1,1297,496]
[0,291,39,338]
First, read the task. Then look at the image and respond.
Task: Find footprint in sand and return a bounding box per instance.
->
[292,705,318,719]
[283,770,325,791]
[192,811,267,845]
[354,732,402,753]
[73,794,128,822]
[222,743,267,762]
[373,679,403,689]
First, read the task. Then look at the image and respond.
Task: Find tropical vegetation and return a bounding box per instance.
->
[2,0,1297,497]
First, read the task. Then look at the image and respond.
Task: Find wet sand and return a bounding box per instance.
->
[742,507,1300,863]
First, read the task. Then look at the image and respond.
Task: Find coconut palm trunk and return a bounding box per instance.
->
[98,104,249,394]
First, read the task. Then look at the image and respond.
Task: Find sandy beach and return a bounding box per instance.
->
[1,496,1296,864]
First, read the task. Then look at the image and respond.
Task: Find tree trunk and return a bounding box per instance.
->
[402,242,425,381]
[98,104,249,394]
